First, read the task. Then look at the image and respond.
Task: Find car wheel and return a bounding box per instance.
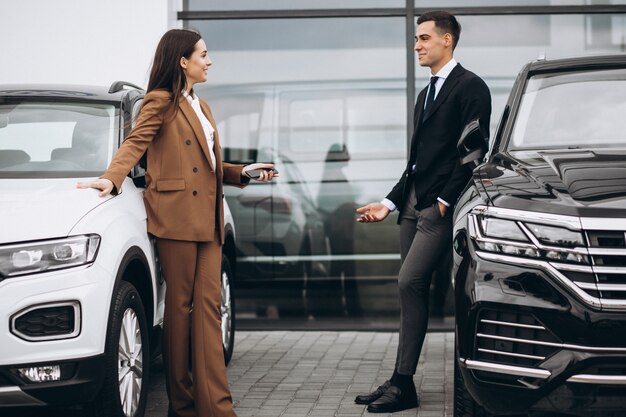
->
[454,347,492,417]
[82,281,149,417]
[221,254,235,365]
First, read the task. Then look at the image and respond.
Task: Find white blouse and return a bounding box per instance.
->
[182,90,217,170]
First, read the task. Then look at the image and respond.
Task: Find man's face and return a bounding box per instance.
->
[414,21,451,70]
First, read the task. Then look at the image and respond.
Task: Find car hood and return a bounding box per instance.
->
[0,178,111,244]
[477,148,626,217]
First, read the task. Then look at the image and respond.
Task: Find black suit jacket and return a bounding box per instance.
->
[386,63,491,215]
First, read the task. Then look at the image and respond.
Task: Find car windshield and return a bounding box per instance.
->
[508,68,626,150]
[0,100,117,178]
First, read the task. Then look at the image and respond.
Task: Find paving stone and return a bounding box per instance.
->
[7,331,455,417]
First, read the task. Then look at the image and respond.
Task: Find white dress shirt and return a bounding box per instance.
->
[182,90,217,170]
[381,58,458,212]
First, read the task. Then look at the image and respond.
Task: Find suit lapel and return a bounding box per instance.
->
[413,88,427,127]
[199,100,222,178]
[178,97,215,172]
[422,64,464,124]
[408,88,428,163]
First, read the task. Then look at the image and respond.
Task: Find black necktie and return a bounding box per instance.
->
[424,76,439,113]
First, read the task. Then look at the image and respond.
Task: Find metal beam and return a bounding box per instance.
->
[179,5,626,21]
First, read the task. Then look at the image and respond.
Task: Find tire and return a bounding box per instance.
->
[82,281,150,417]
[221,254,235,365]
[454,348,492,417]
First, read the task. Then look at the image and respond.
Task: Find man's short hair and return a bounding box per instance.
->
[417,11,461,50]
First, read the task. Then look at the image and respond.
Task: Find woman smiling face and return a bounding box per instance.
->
[181,38,212,90]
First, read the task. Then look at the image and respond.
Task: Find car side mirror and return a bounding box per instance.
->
[457,119,488,169]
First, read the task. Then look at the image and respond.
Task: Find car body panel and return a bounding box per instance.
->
[453,56,626,415]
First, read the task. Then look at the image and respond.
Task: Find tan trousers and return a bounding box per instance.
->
[157,237,236,417]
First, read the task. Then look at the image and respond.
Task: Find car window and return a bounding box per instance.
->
[509,68,626,150]
[0,100,118,178]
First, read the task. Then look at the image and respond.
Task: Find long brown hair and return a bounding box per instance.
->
[147,29,202,118]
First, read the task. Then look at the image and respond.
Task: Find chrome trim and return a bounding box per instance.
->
[549,262,593,273]
[471,205,582,230]
[477,333,562,349]
[588,248,626,256]
[463,359,551,379]
[475,251,603,308]
[567,374,626,385]
[480,319,545,330]
[478,348,545,361]
[592,266,626,274]
[580,217,626,231]
[0,386,46,406]
[477,333,626,352]
[594,283,626,291]
[599,298,626,309]
[574,282,601,290]
[10,301,81,342]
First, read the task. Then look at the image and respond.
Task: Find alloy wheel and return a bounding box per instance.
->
[118,308,143,417]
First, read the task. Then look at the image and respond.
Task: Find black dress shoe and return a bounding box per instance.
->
[354,380,391,405]
[366,385,419,413]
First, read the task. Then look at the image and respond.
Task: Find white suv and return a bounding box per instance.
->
[0,83,237,417]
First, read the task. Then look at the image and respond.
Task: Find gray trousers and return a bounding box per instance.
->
[395,187,452,375]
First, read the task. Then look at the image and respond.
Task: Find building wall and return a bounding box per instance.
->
[178,4,626,319]
[0,0,179,87]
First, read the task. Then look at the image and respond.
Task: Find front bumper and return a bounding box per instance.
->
[0,355,105,407]
[456,254,626,415]
[0,262,112,366]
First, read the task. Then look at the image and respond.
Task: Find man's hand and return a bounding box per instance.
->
[437,201,447,218]
[76,178,114,197]
[356,203,390,223]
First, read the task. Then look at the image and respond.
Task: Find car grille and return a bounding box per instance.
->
[585,230,626,306]
[475,310,560,368]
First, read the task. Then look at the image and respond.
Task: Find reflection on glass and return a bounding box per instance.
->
[418,14,626,143]
[188,0,404,11]
[0,102,116,178]
[416,0,626,6]
[511,69,626,149]
[193,17,406,319]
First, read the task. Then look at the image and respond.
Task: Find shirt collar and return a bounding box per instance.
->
[181,89,197,103]
[431,58,458,81]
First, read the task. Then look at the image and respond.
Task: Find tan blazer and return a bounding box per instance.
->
[102,89,248,242]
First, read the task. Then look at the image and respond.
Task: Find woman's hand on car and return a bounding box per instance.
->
[76,178,114,197]
[242,163,278,182]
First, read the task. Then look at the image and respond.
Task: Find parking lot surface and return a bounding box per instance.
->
[7,331,454,417]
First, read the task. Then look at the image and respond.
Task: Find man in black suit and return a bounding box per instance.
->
[355,11,491,413]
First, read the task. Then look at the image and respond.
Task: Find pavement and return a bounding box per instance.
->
[7,331,455,417]
[146,331,454,417]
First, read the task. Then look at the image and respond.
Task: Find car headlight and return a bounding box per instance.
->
[0,235,100,278]
[470,209,588,264]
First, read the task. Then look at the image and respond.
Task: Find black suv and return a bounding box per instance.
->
[453,55,626,416]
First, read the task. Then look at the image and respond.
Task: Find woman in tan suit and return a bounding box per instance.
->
[78,29,275,417]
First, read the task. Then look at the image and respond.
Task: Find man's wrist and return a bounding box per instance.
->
[381,198,397,212]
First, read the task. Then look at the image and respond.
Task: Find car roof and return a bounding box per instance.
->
[0,84,144,102]
[528,54,626,74]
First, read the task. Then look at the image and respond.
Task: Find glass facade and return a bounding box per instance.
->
[181,3,626,323]
[187,0,404,10]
